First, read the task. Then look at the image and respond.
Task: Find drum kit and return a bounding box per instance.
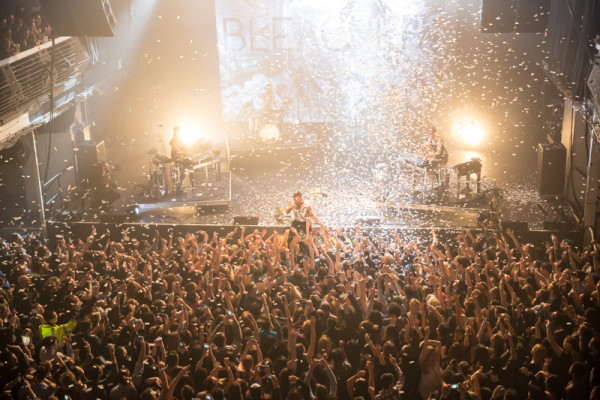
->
[248,102,291,144]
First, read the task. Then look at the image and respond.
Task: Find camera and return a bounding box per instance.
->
[450,384,459,390]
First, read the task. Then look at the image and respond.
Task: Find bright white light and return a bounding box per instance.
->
[456,121,483,146]
[259,124,279,144]
[178,123,202,145]
[464,151,482,161]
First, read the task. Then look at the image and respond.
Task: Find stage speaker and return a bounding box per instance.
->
[536,143,566,195]
[234,214,259,225]
[543,221,576,231]
[99,212,126,223]
[481,0,517,33]
[40,0,116,37]
[514,0,551,33]
[501,221,529,231]
[355,216,381,226]
[75,140,106,187]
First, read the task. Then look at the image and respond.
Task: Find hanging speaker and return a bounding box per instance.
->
[514,0,551,33]
[481,0,517,33]
[40,0,116,37]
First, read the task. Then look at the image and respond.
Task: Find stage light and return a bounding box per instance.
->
[126,204,140,219]
[259,124,279,144]
[178,123,202,145]
[456,121,483,146]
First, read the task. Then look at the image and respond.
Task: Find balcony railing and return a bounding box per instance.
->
[0,37,89,149]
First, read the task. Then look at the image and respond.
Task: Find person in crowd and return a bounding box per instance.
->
[0,223,598,400]
[419,127,448,167]
[285,191,325,238]
[0,8,52,61]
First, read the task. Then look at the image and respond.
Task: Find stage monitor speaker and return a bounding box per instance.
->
[40,0,116,37]
[234,214,259,225]
[502,221,529,231]
[543,221,576,231]
[355,216,381,226]
[99,212,126,223]
[514,0,551,32]
[76,140,106,187]
[536,143,566,196]
[481,0,517,33]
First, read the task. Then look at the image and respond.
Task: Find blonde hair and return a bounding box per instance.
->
[409,298,421,315]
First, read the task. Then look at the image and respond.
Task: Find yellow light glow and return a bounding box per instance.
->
[456,121,483,146]
[178,123,202,145]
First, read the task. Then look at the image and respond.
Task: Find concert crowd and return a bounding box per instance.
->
[0,224,599,400]
[0,6,51,60]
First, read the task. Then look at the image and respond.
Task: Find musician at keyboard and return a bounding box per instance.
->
[419,127,448,168]
[169,126,192,160]
[169,126,212,164]
[169,126,217,193]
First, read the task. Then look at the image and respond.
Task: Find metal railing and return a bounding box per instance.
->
[0,37,89,118]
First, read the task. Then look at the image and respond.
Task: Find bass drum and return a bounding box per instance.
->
[259,124,280,144]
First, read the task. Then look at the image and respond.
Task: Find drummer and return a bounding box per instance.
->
[261,84,278,114]
[249,84,285,135]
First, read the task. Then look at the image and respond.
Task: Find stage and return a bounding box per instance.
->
[44,121,578,235]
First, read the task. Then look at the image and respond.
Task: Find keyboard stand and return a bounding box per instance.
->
[190,156,221,192]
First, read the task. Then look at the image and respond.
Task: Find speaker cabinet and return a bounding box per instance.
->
[537,143,566,196]
[233,214,259,225]
[481,0,516,33]
[501,221,529,231]
[514,0,551,33]
[76,140,106,187]
[355,216,381,226]
[40,0,116,37]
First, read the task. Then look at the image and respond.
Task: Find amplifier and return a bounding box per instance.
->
[233,214,259,225]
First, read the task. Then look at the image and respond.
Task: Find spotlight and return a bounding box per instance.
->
[259,124,279,144]
[456,121,483,146]
[126,204,141,220]
[178,123,202,145]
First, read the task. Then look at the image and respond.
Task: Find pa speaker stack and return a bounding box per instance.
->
[536,143,566,196]
[40,0,116,37]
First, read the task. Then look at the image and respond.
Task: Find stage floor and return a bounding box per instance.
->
[70,124,576,231]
